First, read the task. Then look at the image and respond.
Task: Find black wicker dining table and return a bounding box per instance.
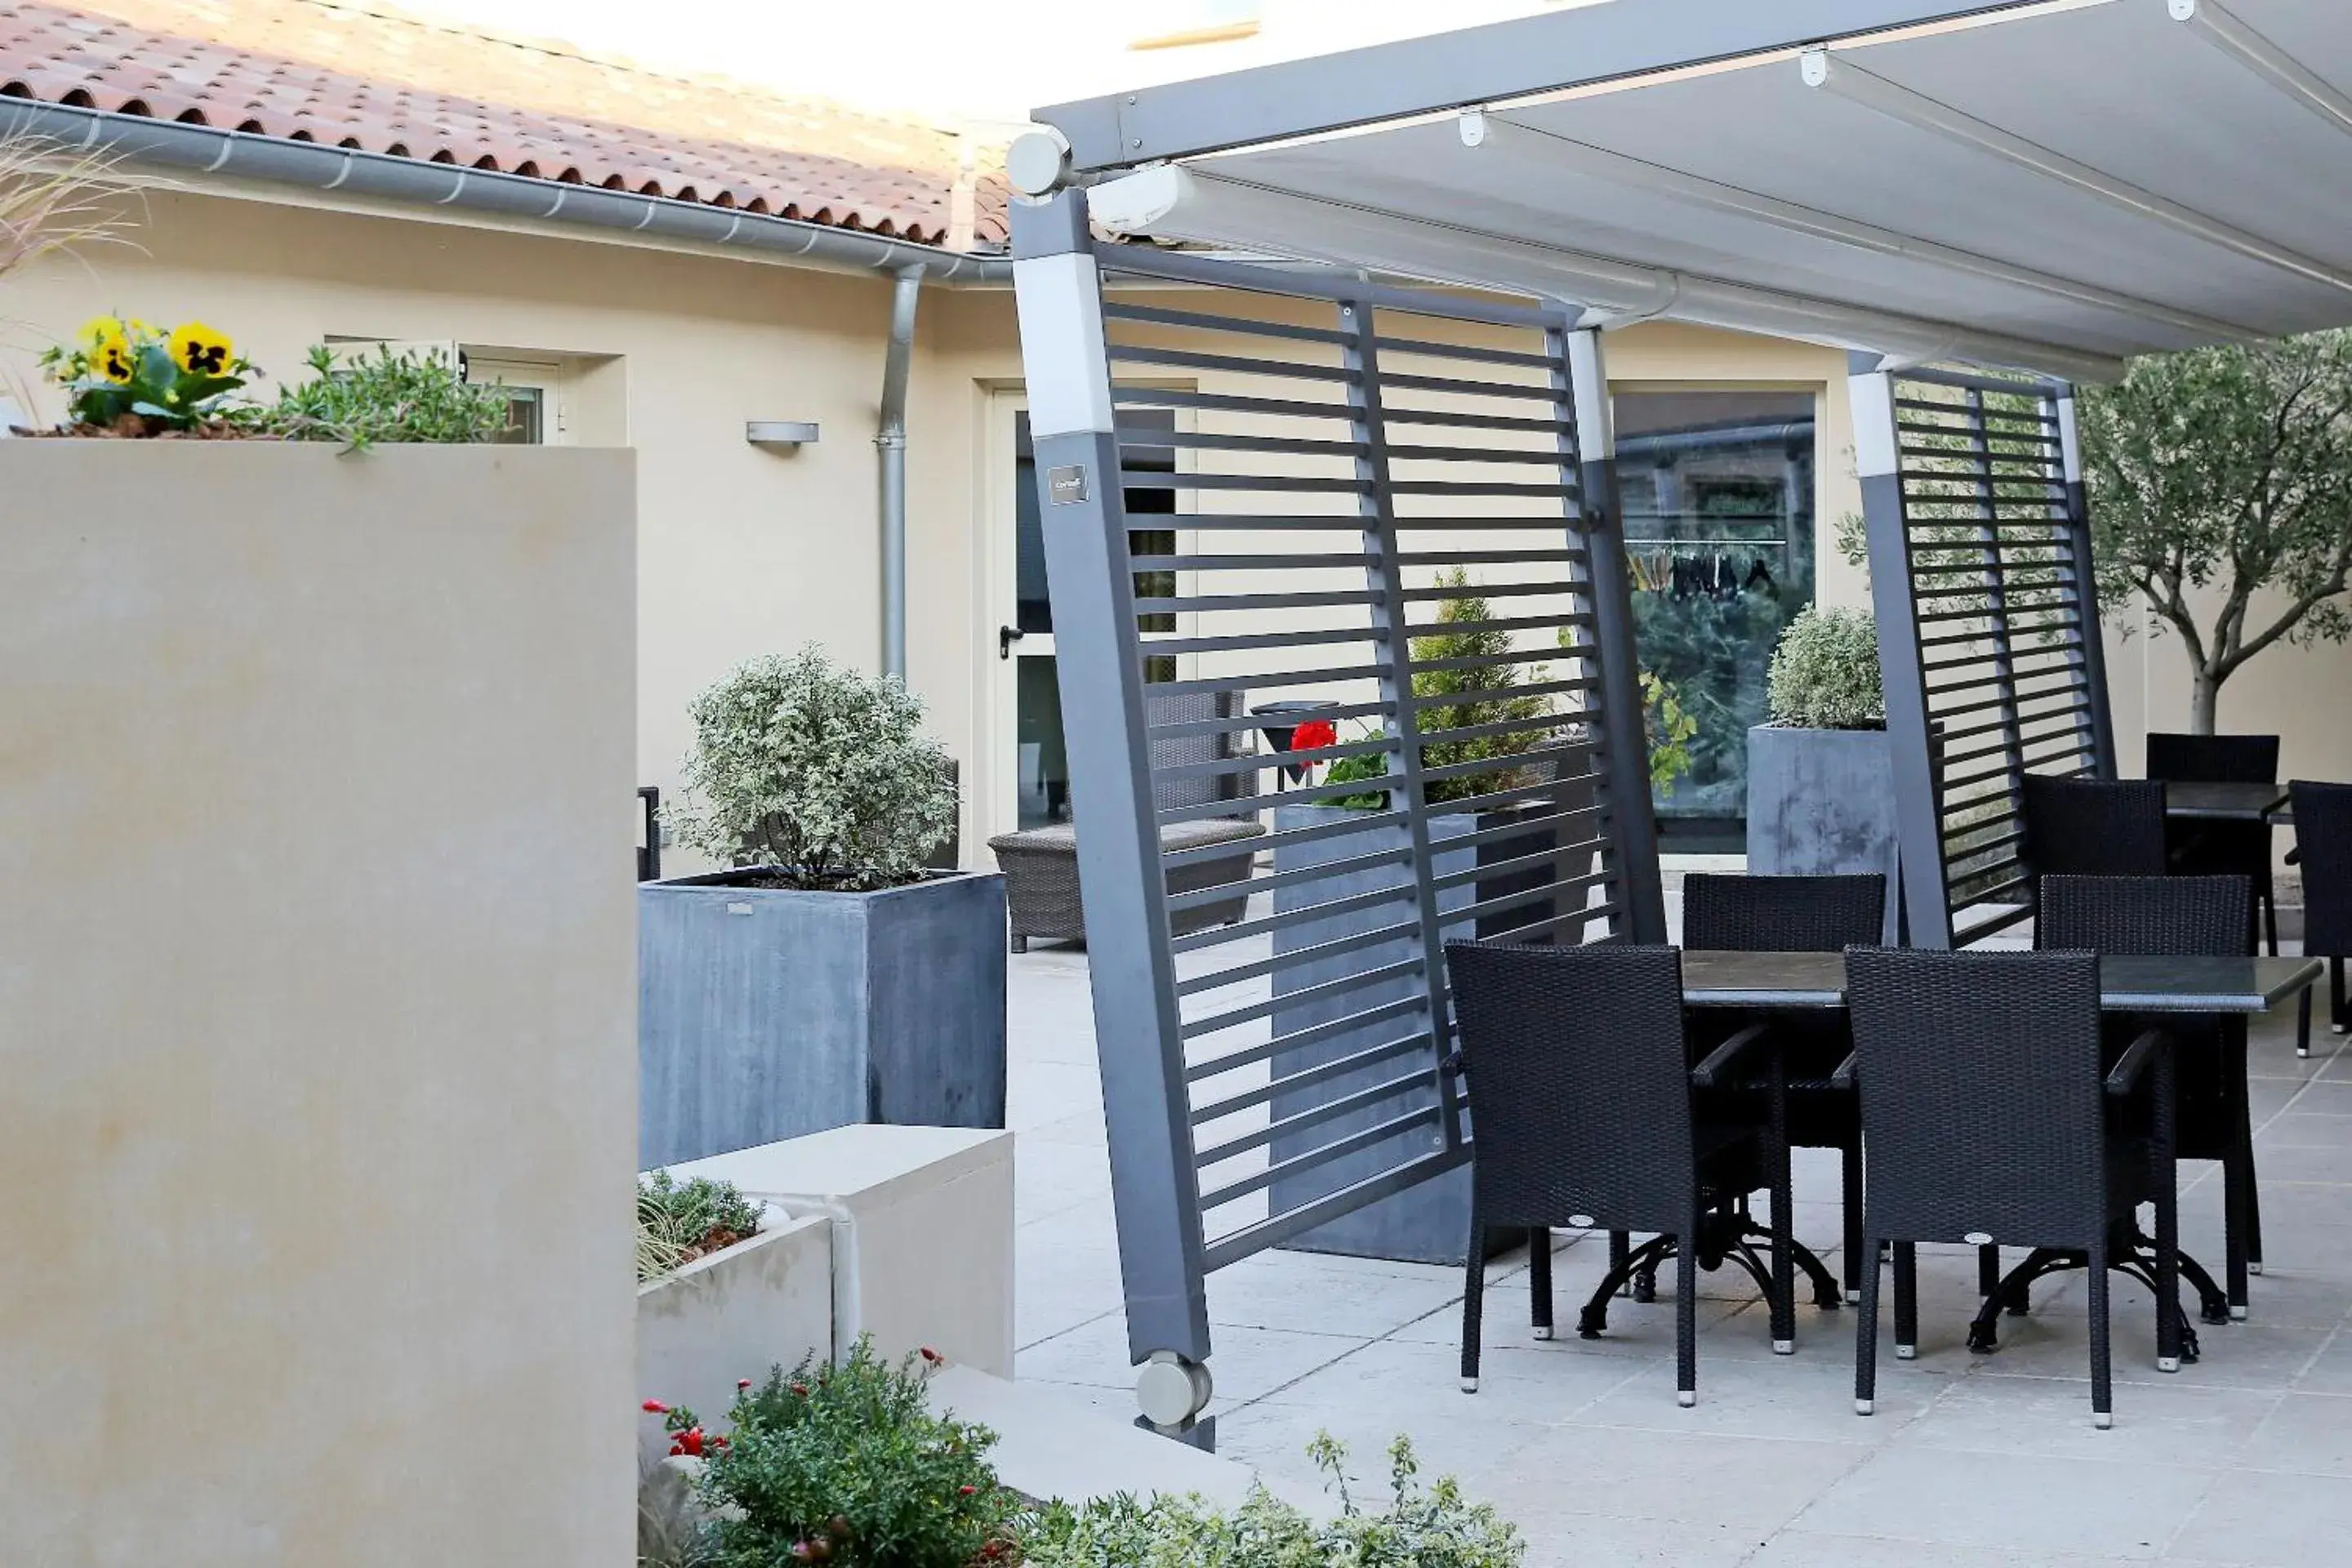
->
[1678,948,2324,1342]
[2161,781,2292,825]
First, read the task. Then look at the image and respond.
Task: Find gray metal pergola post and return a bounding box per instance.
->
[1008,181,1666,1443]
[1851,354,2118,950]
[1009,190,1216,1414]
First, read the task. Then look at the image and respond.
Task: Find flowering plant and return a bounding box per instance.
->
[38,315,255,435]
[1287,719,1339,755]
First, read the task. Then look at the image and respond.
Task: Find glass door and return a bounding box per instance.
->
[999,405,1178,834]
[1615,389,1818,850]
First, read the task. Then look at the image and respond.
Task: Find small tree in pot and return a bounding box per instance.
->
[670,648,955,889]
[1748,606,1896,935]
[641,648,1004,1168]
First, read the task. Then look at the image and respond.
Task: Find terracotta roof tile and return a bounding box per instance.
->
[0,0,1007,246]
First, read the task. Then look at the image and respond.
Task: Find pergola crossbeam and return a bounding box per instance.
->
[2171,0,2352,140]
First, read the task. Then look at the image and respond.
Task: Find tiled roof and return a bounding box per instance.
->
[0,0,1006,246]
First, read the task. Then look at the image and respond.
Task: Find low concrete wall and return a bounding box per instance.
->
[0,444,638,1567]
[638,1209,834,1459]
[667,1125,1015,1378]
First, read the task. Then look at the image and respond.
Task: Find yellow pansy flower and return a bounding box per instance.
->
[167,322,234,377]
[78,314,128,347]
[91,333,136,383]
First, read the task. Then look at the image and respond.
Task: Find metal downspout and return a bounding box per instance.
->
[877,265,924,682]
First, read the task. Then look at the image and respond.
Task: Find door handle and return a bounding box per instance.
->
[998,625,1027,661]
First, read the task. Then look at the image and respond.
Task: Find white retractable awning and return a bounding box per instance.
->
[1046,0,2352,380]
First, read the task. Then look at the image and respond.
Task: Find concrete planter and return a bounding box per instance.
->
[1744,725,1900,941]
[0,443,638,1564]
[1267,777,1600,1266]
[637,1208,834,1463]
[639,870,1008,1168]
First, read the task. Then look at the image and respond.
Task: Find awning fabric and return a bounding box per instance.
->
[1055,0,2352,380]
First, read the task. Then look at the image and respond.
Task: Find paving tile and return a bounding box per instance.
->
[1268,1331,1648,1428]
[1207,1251,1468,1339]
[1895,1374,2280,1467]
[1478,1511,1765,1566]
[2287,1331,2352,1395]
[1388,1274,1752,1356]
[1752,1534,2161,1566]
[2165,1468,2352,1564]
[1570,1352,1942,1445]
[1478,1423,1874,1534]
[1017,1313,1371,1405]
[1789,1446,2220,1560]
[2232,1390,2352,1479]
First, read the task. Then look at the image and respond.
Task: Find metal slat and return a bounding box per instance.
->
[1196,1106,1445,1212]
[1181,959,1426,1042]
[1192,1050,1432,1134]
[1183,995,1427,1085]
[1174,918,1424,1000]
[1200,1148,1468,1272]
[1102,300,1351,345]
[1372,333,1557,370]
[1193,1050,1439,1165]
[1105,341,1356,383]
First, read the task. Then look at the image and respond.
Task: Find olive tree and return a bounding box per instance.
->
[2078,329,2352,733]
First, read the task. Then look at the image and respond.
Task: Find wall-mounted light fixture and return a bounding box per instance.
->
[746,421,820,451]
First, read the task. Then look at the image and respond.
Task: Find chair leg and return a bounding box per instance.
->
[1894,1242,1919,1361]
[2263,885,2279,958]
[2088,1234,2114,1428]
[2334,957,2348,1034]
[1854,1229,1882,1415]
[1841,1140,1865,1305]
[1767,1059,1796,1353]
[1009,934,1029,955]
[2225,1036,2254,1314]
[2301,985,2314,1060]
[1676,1217,1699,1407]
[1460,1213,1485,1392]
[1978,1243,2001,1301]
[2157,1051,2185,1374]
[1610,1229,1632,1296]
[1530,1227,1554,1340]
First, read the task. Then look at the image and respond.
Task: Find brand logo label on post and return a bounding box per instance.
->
[1046,464,1089,505]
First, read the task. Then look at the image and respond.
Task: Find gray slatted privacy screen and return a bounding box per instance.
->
[1101,249,1636,1268]
[1862,365,2115,949]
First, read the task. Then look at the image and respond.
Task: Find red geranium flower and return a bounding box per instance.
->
[1289,719,1338,753]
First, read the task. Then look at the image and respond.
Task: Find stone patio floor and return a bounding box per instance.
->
[1005,931,2352,1566]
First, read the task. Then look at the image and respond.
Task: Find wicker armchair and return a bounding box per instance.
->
[1846,947,2183,1429]
[987,690,1264,952]
[1684,872,1886,1303]
[2149,733,2281,954]
[2292,781,2352,1054]
[2039,875,2253,1322]
[2020,776,2170,880]
[1446,940,1798,1407]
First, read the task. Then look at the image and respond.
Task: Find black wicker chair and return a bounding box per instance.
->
[2020,775,2171,881]
[1684,872,1886,1304]
[1846,947,2185,1429]
[1446,941,1797,1406]
[2293,782,2352,1056]
[2149,733,2282,955]
[2039,875,2252,1324]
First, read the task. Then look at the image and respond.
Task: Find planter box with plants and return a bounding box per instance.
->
[640,648,1007,1168]
[635,1172,835,1470]
[2,317,637,1563]
[1747,604,1900,940]
[1264,574,1689,1267]
[635,1339,1526,1568]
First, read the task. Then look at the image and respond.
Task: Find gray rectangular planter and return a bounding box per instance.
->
[1743,724,1900,942]
[1267,776,1598,1266]
[639,869,1007,1168]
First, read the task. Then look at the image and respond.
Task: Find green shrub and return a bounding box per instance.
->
[1020,1434,1524,1567]
[636,1171,762,1284]
[684,1341,1019,1568]
[253,343,514,446]
[1412,569,1555,805]
[1766,605,1885,730]
[670,646,956,889]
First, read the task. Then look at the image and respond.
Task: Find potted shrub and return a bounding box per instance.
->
[1747,604,1897,938]
[639,648,1006,1167]
[1262,572,1602,1266]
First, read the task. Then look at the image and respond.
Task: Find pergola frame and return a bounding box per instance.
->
[1012,0,2348,1439]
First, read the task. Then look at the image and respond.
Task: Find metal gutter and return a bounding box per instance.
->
[1032,0,2061,172]
[876,265,922,681]
[0,97,1013,284]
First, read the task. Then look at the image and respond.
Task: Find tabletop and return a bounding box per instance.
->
[1681,950,2323,1014]
[2162,781,2292,822]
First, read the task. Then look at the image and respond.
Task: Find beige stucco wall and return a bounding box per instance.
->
[7,185,2336,866]
[0,443,637,1566]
